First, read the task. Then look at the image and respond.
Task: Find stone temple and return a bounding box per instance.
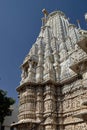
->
[13,9,87,130]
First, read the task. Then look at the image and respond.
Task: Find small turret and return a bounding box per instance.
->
[85,13,87,22]
[42,9,48,26]
[42,8,48,17]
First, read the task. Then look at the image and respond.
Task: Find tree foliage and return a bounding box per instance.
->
[0,89,15,124]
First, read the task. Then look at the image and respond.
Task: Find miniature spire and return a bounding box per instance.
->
[42,9,48,26]
[85,13,87,22]
[42,8,48,18]
[77,20,81,29]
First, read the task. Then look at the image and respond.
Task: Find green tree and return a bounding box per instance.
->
[0,89,15,125]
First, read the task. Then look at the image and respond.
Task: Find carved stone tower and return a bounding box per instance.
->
[13,9,87,130]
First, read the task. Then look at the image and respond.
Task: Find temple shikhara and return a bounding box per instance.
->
[13,9,87,130]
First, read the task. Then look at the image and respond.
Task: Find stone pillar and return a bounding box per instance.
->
[36,65,44,83]
[21,68,25,81]
[18,85,36,122]
[36,86,44,122]
[20,67,27,84]
[53,50,61,82]
[43,84,57,130]
[27,61,36,82]
[57,86,63,130]
[36,86,44,130]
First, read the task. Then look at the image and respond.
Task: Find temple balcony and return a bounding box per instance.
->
[81,100,87,106]
[81,98,87,106]
[77,35,87,53]
[73,98,87,120]
[73,106,87,120]
[69,49,87,76]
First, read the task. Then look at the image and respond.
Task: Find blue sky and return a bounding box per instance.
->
[0,0,87,103]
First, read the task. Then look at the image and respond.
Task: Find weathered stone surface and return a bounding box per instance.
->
[15,10,87,130]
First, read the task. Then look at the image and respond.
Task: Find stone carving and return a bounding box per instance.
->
[15,10,87,130]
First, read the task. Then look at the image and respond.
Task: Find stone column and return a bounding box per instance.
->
[53,50,61,82]
[18,85,36,122]
[57,86,63,130]
[27,61,36,82]
[36,86,44,130]
[20,67,26,84]
[36,86,44,122]
[43,84,57,130]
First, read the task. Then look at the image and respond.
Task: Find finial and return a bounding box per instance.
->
[42,8,48,17]
[85,13,87,22]
[76,20,81,29]
[68,17,70,21]
[42,9,48,26]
